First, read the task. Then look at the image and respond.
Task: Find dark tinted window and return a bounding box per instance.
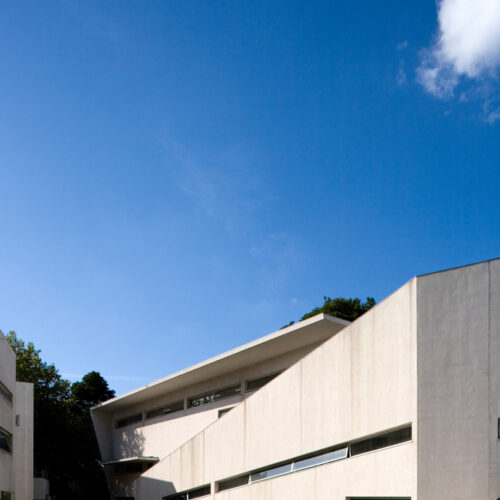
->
[189,385,241,408]
[0,382,13,404]
[188,485,211,498]
[246,373,279,392]
[218,475,249,491]
[146,401,184,419]
[164,485,210,500]
[0,429,11,453]
[116,413,142,429]
[350,426,411,456]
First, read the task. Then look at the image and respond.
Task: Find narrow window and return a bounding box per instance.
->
[188,485,211,498]
[293,446,348,471]
[218,475,250,491]
[0,382,13,404]
[146,401,184,420]
[213,385,241,400]
[250,463,292,483]
[350,426,411,457]
[163,485,211,500]
[116,413,142,429]
[189,384,241,408]
[0,428,12,453]
[246,373,280,393]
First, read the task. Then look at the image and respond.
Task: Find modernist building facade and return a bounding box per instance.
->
[0,331,34,500]
[92,258,500,500]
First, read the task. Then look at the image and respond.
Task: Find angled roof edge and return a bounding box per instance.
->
[417,256,500,278]
[92,313,349,413]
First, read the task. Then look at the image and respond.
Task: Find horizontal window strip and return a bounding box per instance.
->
[188,384,241,408]
[216,425,412,493]
[163,484,211,500]
[246,372,280,393]
[146,400,184,420]
[116,413,142,429]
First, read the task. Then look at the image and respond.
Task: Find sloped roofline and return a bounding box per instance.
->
[417,256,500,278]
[92,313,349,412]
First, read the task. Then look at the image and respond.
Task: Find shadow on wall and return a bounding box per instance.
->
[137,476,176,499]
[119,428,146,458]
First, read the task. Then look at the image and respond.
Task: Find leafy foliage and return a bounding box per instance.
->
[3,331,114,500]
[283,296,376,328]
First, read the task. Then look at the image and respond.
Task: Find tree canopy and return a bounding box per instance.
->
[283,296,376,328]
[3,330,114,500]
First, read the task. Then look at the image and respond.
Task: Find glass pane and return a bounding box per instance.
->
[0,383,13,403]
[146,408,164,419]
[189,394,214,407]
[218,475,249,491]
[246,373,279,392]
[350,438,372,456]
[165,400,184,414]
[0,430,11,453]
[188,485,211,498]
[116,413,142,428]
[350,426,411,456]
[214,385,241,400]
[293,447,348,471]
[250,463,292,483]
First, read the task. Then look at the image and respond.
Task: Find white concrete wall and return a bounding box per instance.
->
[214,444,414,500]
[0,332,15,494]
[417,260,500,499]
[139,279,418,499]
[107,345,320,463]
[14,382,34,500]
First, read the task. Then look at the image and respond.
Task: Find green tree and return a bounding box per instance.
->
[4,331,114,499]
[283,296,376,328]
[70,371,115,500]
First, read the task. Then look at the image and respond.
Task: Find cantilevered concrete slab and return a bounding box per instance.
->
[93,313,348,413]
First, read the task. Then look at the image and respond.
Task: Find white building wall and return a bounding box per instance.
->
[139,279,418,499]
[214,444,415,500]
[105,345,322,463]
[417,260,500,499]
[0,332,16,495]
[14,382,34,500]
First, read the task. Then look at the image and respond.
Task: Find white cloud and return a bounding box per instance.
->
[418,0,500,98]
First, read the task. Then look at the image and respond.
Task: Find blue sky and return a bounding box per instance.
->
[1,0,500,395]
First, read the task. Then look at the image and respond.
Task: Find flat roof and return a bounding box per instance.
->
[92,313,348,413]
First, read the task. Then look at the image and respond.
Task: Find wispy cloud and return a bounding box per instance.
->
[160,135,265,236]
[397,40,408,51]
[396,63,407,86]
[417,0,500,118]
[160,135,304,297]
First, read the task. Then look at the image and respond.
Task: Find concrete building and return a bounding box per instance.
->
[92,258,500,500]
[0,331,34,500]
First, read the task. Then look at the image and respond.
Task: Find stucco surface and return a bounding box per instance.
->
[0,332,15,494]
[214,443,415,500]
[139,280,417,499]
[14,382,34,500]
[417,261,492,499]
